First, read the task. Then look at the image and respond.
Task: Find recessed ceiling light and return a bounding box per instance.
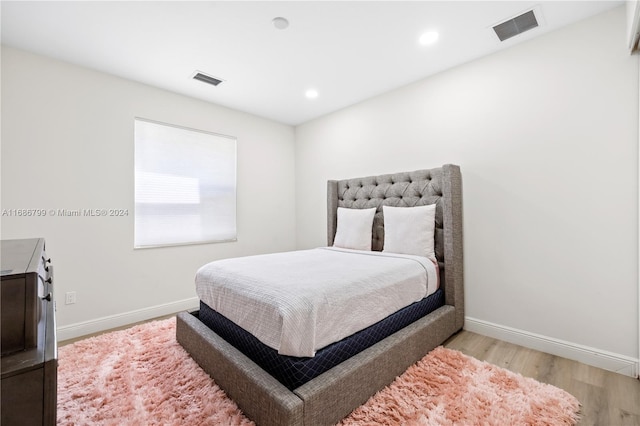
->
[305,89,319,99]
[419,31,439,46]
[273,17,289,30]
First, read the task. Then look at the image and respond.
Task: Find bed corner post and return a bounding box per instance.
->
[442,164,464,331]
[327,180,339,246]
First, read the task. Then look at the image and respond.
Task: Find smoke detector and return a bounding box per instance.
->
[272,17,289,30]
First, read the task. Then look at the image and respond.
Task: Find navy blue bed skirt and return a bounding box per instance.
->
[198,288,445,390]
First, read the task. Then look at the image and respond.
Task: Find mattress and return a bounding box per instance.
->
[198,287,445,390]
[196,247,438,357]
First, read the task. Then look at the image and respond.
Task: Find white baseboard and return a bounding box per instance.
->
[56,297,199,342]
[464,317,639,378]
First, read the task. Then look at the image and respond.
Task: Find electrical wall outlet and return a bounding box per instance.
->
[65,291,76,305]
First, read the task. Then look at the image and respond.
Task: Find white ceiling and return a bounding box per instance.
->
[1,1,622,126]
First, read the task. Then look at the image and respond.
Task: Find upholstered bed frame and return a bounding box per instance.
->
[176,163,463,426]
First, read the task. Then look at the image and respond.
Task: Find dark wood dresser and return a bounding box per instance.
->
[1,238,57,425]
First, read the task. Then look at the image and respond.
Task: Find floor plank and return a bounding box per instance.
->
[445,330,640,426]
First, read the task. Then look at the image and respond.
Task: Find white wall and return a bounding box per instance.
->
[1,47,296,338]
[296,6,639,372]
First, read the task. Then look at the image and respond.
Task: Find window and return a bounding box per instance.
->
[134,118,236,248]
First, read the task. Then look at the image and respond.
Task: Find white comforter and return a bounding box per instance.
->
[195,247,438,357]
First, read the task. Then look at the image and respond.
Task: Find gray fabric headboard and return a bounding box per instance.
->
[327,164,464,329]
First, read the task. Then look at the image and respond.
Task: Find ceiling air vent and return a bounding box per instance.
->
[192,71,224,87]
[493,10,539,42]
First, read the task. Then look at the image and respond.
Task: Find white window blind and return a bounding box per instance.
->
[134,118,237,248]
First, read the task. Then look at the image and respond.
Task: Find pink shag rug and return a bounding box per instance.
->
[58,318,580,425]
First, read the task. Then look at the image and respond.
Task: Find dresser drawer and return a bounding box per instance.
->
[1,238,57,426]
[1,239,49,355]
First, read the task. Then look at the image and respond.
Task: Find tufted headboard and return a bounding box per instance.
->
[327,164,464,328]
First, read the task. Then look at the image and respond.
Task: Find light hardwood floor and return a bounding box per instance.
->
[60,318,640,425]
[444,330,640,426]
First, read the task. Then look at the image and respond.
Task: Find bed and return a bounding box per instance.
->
[176,164,464,426]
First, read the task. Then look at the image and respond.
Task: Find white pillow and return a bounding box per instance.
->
[383,204,436,259]
[333,207,376,251]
